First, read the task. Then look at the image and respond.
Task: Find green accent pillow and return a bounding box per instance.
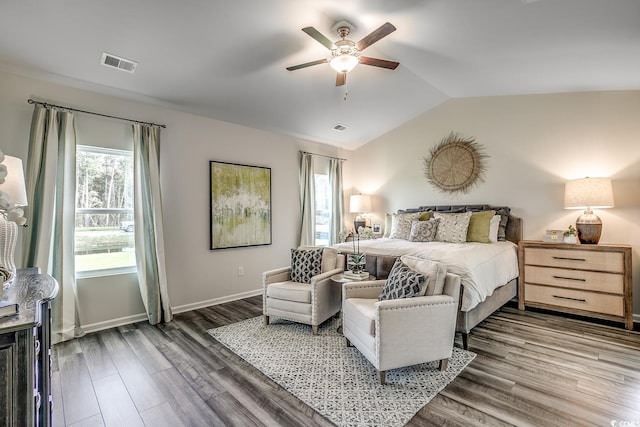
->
[419,211,432,221]
[466,210,496,243]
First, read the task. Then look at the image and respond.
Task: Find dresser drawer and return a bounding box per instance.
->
[524,265,624,294]
[525,284,624,316]
[524,247,624,273]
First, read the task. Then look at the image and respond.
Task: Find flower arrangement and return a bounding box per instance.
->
[0,149,27,226]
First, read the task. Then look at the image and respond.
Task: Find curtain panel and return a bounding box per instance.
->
[298,152,315,247]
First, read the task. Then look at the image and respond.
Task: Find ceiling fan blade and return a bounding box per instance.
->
[359,56,399,70]
[286,58,328,71]
[356,22,396,51]
[336,72,346,86]
[302,27,334,50]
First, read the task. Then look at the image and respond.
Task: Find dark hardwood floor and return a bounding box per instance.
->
[52,297,640,426]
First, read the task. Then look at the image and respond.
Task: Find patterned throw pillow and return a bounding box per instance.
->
[409,218,440,242]
[388,213,421,240]
[378,259,428,301]
[433,211,473,243]
[290,247,324,283]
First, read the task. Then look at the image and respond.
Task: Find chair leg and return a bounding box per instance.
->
[378,370,386,385]
[312,325,318,335]
[439,359,449,371]
[345,338,352,347]
[264,315,269,326]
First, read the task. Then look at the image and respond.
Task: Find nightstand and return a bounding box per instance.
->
[518,241,633,330]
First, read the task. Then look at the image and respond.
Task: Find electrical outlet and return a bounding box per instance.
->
[238,266,245,276]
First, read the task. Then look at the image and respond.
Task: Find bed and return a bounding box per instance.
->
[333,204,523,349]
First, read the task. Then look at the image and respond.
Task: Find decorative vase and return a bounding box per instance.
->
[347,253,366,274]
[563,234,577,244]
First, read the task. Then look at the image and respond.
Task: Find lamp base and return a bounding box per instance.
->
[576,210,602,244]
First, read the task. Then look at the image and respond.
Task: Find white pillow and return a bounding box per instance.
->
[400,255,447,296]
[488,215,501,243]
[433,211,473,243]
[388,213,421,240]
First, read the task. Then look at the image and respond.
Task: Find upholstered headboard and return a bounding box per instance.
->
[397,204,523,244]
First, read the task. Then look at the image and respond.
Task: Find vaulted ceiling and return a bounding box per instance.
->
[1,0,639,150]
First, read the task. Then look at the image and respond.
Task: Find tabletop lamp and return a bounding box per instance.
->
[0,155,28,284]
[349,194,371,234]
[564,177,613,244]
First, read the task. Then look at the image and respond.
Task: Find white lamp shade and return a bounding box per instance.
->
[564,177,614,209]
[330,54,360,73]
[0,156,28,206]
[349,194,371,213]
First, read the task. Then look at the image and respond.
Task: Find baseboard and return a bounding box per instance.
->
[171,288,262,314]
[80,288,263,334]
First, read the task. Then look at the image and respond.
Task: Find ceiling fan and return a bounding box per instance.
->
[286,21,399,86]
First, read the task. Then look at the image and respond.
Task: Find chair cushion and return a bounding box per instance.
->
[378,259,428,301]
[290,247,324,283]
[400,255,447,296]
[321,247,338,273]
[344,298,377,336]
[266,281,312,303]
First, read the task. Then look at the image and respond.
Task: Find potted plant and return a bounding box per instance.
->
[563,225,578,244]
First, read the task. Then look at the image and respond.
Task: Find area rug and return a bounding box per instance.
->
[209,317,475,426]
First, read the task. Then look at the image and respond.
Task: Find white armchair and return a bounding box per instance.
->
[263,247,345,335]
[342,272,461,384]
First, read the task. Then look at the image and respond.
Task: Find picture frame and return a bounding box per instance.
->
[372,222,382,234]
[210,161,272,250]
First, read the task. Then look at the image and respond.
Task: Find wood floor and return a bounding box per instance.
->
[52,297,640,427]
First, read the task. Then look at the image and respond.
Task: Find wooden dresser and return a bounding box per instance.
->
[0,270,59,427]
[518,241,633,330]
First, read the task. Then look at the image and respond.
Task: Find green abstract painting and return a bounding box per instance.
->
[210,161,272,250]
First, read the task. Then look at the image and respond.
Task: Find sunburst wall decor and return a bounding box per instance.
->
[423,132,489,194]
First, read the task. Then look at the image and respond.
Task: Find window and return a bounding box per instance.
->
[75,145,135,276]
[314,173,330,246]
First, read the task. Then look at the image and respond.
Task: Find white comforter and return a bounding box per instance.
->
[332,238,519,312]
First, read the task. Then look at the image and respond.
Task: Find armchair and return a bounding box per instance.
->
[263,247,345,335]
[342,272,461,384]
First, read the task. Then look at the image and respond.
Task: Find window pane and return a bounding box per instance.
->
[75,147,135,273]
[314,174,330,246]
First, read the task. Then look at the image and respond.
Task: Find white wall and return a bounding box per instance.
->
[346,91,640,317]
[0,69,348,329]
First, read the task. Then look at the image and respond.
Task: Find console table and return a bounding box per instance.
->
[0,270,59,427]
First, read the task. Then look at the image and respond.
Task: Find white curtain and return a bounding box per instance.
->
[299,152,315,246]
[328,158,344,245]
[24,105,83,343]
[132,124,172,324]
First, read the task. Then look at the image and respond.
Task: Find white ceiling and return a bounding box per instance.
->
[1,0,639,150]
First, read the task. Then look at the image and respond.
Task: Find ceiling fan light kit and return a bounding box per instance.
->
[287,21,399,86]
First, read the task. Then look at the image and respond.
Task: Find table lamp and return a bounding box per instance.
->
[349,194,371,234]
[0,155,28,284]
[564,177,613,244]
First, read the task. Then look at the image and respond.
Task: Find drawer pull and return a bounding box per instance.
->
[553,295,587,303]
[552,256,586,262]
[552,275,586,282]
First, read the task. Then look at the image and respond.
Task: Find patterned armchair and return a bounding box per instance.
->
[263,247,345,335]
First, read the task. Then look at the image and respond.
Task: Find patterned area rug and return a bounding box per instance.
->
[209,316,475,426]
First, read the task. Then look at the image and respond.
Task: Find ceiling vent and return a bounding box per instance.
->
[333,123,348,131]
[101,52,138,73]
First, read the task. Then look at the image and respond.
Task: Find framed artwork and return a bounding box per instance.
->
[210,161,272,250]
[372,223,382,234]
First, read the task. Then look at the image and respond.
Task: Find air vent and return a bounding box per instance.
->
[333,124,348,131]
[101,52,138,73]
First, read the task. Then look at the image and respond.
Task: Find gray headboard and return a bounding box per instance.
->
[397,204,523,244]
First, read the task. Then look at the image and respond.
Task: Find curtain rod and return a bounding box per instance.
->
[299,151,346,162]
[27,98,167,128]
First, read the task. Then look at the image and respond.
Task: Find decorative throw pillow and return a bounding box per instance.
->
[466,210,496,243]
[388,212,421,240]
[378,259,428,301]
[493,207,511,241]
[409,218,440,242]
[488,214,501,243]
[290,247,323,283]
[433,211,473,243]
[419,211,432,221]
[383,213,392,238]
[400,255,447,296]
